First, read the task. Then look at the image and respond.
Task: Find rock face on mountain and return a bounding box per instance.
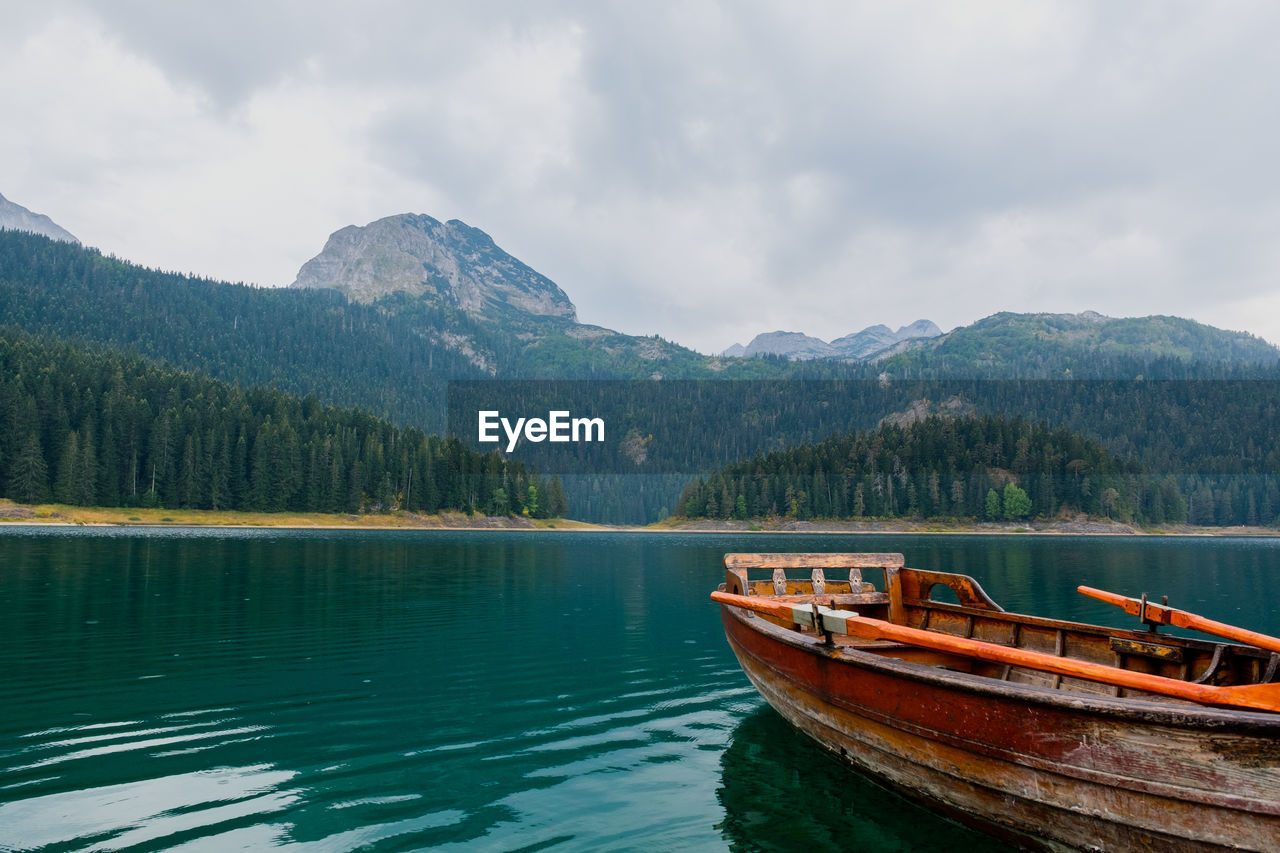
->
[740,331,837,360]
[0,193,78,243]
[726,320,943,361]
[827,324,897,358]
[290,214,576,322]
[879,394,978,428]
[829,320,943,359]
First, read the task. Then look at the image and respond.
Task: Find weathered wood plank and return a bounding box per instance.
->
[724,552,905,569]
[1110,637,1185,663]
[712,590,1280,713]
[770,592,891,606]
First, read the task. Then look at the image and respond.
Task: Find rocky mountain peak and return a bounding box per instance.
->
[0,192,78,243]
[725,319,943,361]
[739,331,837,360]
[290,213,576,322]
[897,319,944,338]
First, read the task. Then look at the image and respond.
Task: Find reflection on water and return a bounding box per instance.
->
[0,528,1276,850]
[717,708,1012,852]
[1,758,298,851]
[0,528,759,850]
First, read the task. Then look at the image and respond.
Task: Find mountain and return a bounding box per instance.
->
[291,213,576,322]
[0,230,817,436]
[724,310,1278,371]
[830,319,943,359]
[827,324,896,358]
[285,213,826,380]
[0,229,486,430]
[4,226,1277,413]
[727,320,943,361]
[4,223,1280,526]
[883,311,1280,375]
[0,192,78,243]
[738,331,837,360]
[280,212,1278,378]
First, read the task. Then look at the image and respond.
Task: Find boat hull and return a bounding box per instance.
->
[722,604,1280,852]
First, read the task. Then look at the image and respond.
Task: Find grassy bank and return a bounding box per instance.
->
[3,499,1276,536]
[0,500,604,530]
[651,516,1280,537]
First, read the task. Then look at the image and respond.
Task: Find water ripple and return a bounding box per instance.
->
[0,764,299,851]
[3,529,1159,850]
[11,724,271,772]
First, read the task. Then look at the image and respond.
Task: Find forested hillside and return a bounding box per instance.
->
[0,231,821,427]
[5,229,1280,525]
[880,311,1280,377]
[0,332,563,517]
[451,376,1280,525]
[675,415,1253,525]
[0,231,487,430]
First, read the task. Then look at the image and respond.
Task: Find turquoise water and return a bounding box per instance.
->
[1,529,1277,851]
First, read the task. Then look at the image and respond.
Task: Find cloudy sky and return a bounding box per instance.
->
[6,1,1280,353]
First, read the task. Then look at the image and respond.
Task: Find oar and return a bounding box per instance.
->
[1077,586,1280,655]
[711,591,1280,713]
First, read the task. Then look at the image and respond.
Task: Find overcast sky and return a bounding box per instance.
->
[6,1,1280,353]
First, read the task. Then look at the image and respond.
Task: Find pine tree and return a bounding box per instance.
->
[248,429,274,510]
[55,431,80,504]
[75,423,98,506]
[8,432,49,504]
[346,460,364,513]
[210,432,230,510]
[546,477,567,518]
[327,446,346,513]
[180,434,200,508]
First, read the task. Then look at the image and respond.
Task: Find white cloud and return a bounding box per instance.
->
[5,1,1280,353]
[2,13,434,285]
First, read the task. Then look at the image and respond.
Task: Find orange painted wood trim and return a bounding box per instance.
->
[1078,586,1280,655]
[711,590,1280,713]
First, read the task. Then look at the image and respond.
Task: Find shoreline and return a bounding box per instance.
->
[2,501,1277,537]
[652,518,1280,537]
[0,501,606,531]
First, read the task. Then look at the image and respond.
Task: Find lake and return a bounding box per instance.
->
[1,529,1278,851]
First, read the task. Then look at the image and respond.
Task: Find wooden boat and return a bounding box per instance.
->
[712,553,1280,852]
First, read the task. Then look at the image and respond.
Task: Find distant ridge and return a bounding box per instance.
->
[724,320,943,361]
[0,192,78,243]
[898,311,1280,368]
[736,330,837,360]
[830,319,944,359]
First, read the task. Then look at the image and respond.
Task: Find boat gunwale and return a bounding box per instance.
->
[719,599,1280,731]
